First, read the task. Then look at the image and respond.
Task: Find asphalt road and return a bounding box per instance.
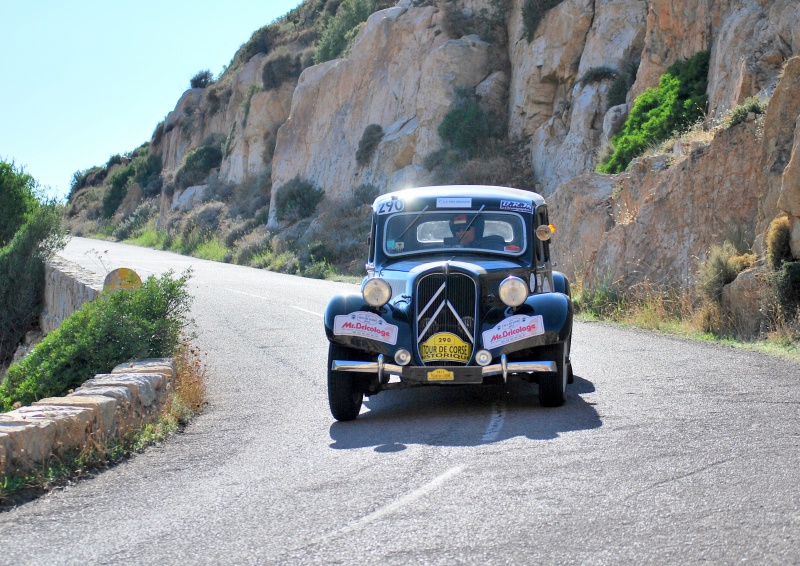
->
[1,237,798,564]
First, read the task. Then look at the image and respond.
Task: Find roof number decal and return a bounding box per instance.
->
[500,200,532,213]
[377,200,405,215]
[437,197,472,208]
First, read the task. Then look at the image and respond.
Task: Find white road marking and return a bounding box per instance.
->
[315,465,465,544]
[482,401,506,442]
[223,287,322,317]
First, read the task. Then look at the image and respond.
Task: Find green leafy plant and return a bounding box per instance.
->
[314,0,376,64]
[0,271,192,411]
[722,96,768,129]
[0,174,66,365]
[697,241,756,303]
[190,70,214,89]
[274,176,324,221]
[438,88,505,158]
[578,66,619,86]
[262,51,302,90]
[598,50,710,174]
[355,124,384,166]
[102,165,134,218]
[175,145,223,190]
[0,161,39,246]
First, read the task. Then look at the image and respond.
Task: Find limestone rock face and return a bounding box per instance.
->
[550,121,764,287]
[269,5,501,225]
[759,57,800,239]
[512,0,647,194]
[507,0,595,139]
[708,0,800,119]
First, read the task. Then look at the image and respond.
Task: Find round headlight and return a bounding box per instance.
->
[535,224,553,241]
[362,277,392,307]
[394,349,412,366]
[498,276,528,307]
[475,349,493,366]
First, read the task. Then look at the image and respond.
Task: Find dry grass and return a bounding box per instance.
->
[0,343,207,508]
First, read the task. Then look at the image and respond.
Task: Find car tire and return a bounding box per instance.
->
[327,342,364,421]
[539,342,567,407]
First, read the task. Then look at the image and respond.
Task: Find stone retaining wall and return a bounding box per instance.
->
[0,358,175,477]
[40,257,104,334]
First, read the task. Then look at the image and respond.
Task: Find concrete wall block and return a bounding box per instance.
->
[13,405,95,458]
[34,395,118,440]
[0,415,57,471]
[84,374,158,407]
[112,358,176,380]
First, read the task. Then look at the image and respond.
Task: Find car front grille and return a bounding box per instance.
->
[415,272,477,366]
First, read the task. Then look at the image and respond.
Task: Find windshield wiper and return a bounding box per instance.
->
[397,205,429,240]
[457,205,485,244]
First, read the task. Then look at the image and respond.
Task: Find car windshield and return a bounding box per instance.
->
[383,210,527,257]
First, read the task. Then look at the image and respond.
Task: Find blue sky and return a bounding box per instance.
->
[1,1,303,200]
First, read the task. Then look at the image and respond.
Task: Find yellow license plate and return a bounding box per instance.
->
[420,332,471,363]
[427,369,455,381]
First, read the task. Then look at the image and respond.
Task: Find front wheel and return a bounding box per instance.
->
[539,342,567,407]
[327,343,364,421]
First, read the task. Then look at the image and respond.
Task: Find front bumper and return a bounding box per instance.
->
[331,354,557,385]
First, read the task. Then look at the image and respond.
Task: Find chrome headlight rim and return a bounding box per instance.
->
[498,275,528,308]
[362,277,392,307]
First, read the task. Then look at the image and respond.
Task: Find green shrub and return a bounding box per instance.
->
[112,200,158,241]
[0,203,66,366]
[353,183,380,205]
[235,24,278,67]
[0,271,192,411]
[522,0,563,42]
[175,145,223,190]
[314,0,376,64]
[766,216,793,270]
[275,177,324,221]
[132,153,163,194]
[723,96,768,129]
[355,124,384,166]
[697,241,755,303]
[102,165,134,218]
[106,154,123,168]
[262,51,302,90]
[579,66,618,86]
[438,89,505,158]
[190,70,214,89]
[598,50,710,174]
[0,162,39,246]
[769,260,800,320]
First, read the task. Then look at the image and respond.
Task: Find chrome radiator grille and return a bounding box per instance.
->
[415,273,477,366]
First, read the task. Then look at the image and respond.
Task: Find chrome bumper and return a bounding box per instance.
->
[331,354,557,384]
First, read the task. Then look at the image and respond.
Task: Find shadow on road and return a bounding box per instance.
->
[329,375,601,451]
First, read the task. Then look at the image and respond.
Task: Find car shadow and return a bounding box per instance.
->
[328,375,601,451]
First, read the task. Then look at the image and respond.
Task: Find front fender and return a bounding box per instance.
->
[480,292,573,357]
[324,293,413,357]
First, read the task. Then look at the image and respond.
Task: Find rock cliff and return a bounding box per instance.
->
[135,0,800,285]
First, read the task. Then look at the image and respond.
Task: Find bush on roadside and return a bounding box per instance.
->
[696,241,756,303]
[766,216,792,270]
[0,162,39,246]
[175,145,223,190]
[274,177,324,221]
[0,271,193,411]
[0,195,66,367]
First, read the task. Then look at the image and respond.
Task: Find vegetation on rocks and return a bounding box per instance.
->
[522,0,563,42]
[0,271,193,411]
[598,51,710,174]
[0,162,67,366]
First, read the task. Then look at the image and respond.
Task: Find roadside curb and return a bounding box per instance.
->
[0,358,175,478]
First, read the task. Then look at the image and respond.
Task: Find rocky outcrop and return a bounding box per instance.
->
[268,4,505,225]
[550,119,764,287]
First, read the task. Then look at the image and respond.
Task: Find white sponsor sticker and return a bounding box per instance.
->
[437,197,472,208]
[334,311,398,345]
[500,200,532,213]
[482,314,544,349]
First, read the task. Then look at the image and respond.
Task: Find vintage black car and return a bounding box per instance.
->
[324,185,573,421]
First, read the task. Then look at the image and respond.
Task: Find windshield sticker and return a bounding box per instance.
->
[482,315,544,349]
[377,200,405,215]
[334,311,398,345]
[500,200,532,213]
[437,197,472,208]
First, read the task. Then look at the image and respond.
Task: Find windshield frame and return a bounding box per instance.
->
[381,209,528,258]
